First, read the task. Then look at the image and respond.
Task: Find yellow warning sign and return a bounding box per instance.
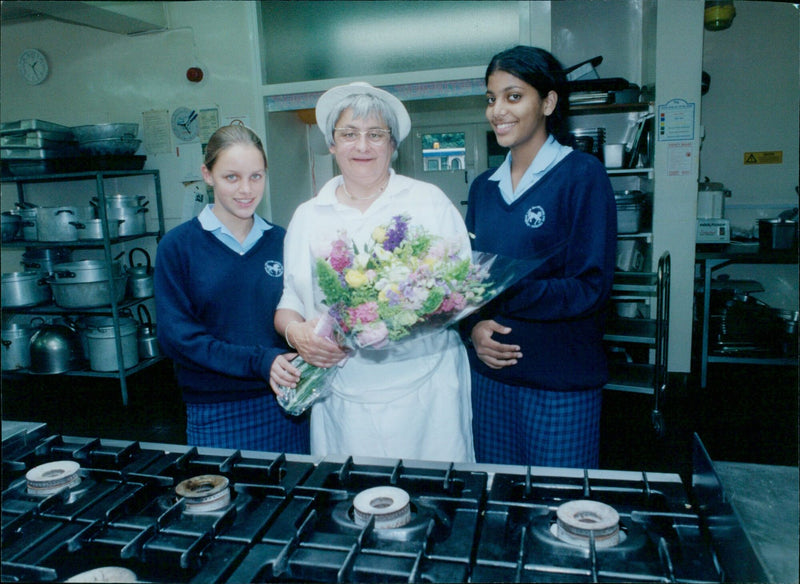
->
[744,151,783,165]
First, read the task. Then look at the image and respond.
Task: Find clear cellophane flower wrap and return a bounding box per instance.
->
[276,215,564,415]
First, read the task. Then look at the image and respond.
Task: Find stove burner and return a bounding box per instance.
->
[175,474,231,514]
[552,499,622,548]
[25,460,81,497]
[65,566,138,582]
[352,486,411,529]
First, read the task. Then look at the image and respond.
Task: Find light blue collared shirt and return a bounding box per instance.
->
[489,135,573,204]
[197,204,272,255]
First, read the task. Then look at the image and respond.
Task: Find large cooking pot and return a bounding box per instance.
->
[28,322,83,374]
[697,178,731,219]
[82,315,140,371]
[1,319,42,371]
[52,258,125,282]
[14,206,38,241]
[127,248,154,298]
[106,206,148,237]
[1,212,22,242]
[93,194,148,209]
[73,218,124,240]
[48,259,127,308]
[1,271,51,308]
[48,275,127,308]
[21,247,72,274]
[758,218,798,251]
[37,206,95,242]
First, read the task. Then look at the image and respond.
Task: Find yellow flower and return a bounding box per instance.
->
[378,283,400,302]
[372,226,387,243]
[345,269,369,288]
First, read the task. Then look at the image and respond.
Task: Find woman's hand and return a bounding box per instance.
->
[286,319,348,368]
[470,319,522,370]
[269,352,300,395]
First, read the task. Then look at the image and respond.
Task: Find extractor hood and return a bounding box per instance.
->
[0,1,167,35]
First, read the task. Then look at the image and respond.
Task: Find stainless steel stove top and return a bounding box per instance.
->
[1,421,771,583]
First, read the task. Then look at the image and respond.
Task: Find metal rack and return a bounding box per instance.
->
[695,247,798,388]
[1,169,165,406]
[604,251,671,435]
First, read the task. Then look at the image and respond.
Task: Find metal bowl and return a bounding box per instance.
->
[71,123,139,143]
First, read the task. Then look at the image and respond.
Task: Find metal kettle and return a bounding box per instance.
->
[28,320,83,374]
[137,305,161,359]
[127,247,154,298]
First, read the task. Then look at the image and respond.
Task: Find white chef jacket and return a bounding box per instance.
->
[278,169,475,463]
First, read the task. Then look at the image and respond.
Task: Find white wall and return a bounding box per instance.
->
[699,1,799,311]
[1,1,264,276]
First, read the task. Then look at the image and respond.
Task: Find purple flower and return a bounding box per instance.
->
[382,215,408,252]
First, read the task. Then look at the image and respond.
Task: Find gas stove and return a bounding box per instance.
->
[1,422,768,583]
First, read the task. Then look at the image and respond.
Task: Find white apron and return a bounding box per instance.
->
[310,328,474,463]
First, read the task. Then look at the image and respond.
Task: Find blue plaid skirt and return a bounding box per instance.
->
[471,371,602,468]
[186,394,310,454]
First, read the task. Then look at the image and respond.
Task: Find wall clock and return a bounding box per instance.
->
[171,106,199,142]
[17,48,49,85]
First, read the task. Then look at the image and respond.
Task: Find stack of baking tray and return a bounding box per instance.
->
[1,120,79,176]
[1,119,145,176]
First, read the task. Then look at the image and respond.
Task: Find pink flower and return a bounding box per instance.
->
[348,301,379,324]
[437,291,467,314]
[356,321,389,348]
[329,238,353,273]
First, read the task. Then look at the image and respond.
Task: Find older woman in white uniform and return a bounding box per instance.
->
[272,82,474,463]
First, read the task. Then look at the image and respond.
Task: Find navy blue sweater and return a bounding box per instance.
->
[464,151,617,390]
[154,218,288,404]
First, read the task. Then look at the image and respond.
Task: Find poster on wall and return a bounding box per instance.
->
[142,109,171,154]
[657,99,695,142]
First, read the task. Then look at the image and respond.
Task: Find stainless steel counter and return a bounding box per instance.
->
[715,461,799,584]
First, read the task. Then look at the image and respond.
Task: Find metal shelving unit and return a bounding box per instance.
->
[604,251,671,435]
[695,247,798,388]
[1,169,165,406]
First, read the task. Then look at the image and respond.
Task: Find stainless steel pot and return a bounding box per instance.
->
[2,212,22,242]
[106,206,148,237]
[758,218,798,251]
[36,206,95,242]
[15,207,38,241]
[127,248,154,298]
[48,275,128,308]
[137,305,161,359]
[74,218,124,240]
[1,319,41,371]
[83,316,139,371]
[51,258,124,283]
[21,247,72,274]
[93,194,148,208]
[28,322,83,374]
[1,271,51,307]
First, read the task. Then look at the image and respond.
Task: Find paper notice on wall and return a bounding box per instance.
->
[175,142,203,181]
[658,99,695,142]
[142,109,171,154]
[667,142,693,176]
[182,180,208,222]
[198,108,220,143]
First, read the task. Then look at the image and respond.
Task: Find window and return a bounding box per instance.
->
[421,132,465,172]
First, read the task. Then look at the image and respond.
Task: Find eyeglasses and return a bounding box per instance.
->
[333,128,392,145]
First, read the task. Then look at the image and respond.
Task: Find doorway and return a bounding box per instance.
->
[398,122,487,219]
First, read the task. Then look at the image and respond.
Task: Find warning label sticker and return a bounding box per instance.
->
[743,151,783,165]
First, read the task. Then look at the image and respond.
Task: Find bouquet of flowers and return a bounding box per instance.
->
[276,214,557,415]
